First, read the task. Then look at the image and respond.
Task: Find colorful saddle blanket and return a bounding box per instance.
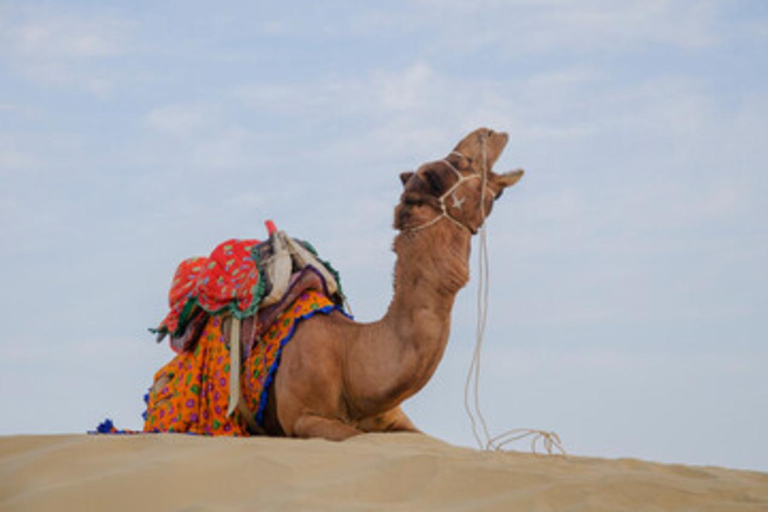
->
[143,290,339,434]
[95,234,349,436]
[153,237,345,353]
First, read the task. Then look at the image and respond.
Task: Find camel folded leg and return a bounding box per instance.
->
[358,407,422,434]
[292,415,363,441]
[386,408,421,433]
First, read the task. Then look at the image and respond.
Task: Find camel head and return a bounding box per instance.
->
[395,128,524,234]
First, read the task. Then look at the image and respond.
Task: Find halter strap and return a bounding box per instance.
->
[405,153,494,235]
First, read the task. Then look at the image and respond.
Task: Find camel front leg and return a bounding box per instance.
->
[387,408,421,433]
[292,414,363,441]
[359,407,422,434]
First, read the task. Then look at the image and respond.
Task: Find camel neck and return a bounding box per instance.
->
[377,224,472,398]
[341,221,473,419]
[387,225,471,322]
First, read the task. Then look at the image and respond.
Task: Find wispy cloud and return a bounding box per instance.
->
[2,11,131,58]
[232,62,588,165]
[483,346,768,377]
[0,146,40,174]
[352,0,724,55]
[0,6,133,96]
[145,104,215,137]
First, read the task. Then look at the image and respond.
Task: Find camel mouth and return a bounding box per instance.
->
[484,130,508,169]
[488,129,508,146]
[452,127,509,171]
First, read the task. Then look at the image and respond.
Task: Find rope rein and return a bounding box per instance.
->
[462,133,567,456]
[400,135,565,455]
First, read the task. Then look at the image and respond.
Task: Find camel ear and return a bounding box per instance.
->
[495,169,524,189]
[400,171,414,186]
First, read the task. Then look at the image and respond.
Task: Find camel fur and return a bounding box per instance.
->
[259,127,524,441]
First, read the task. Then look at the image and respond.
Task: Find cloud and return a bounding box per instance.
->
[0,6,133,96]
[257,20,289,36]
[2,335,160,362]
[482,346,768,378]
[189,127,266,170]
[16,61,114,97]
[233,83,321,115]
[530,0,720,50]
[145,104,214,137]
[351,0,724,55]
[0,147,40,174]
[2,12,131,59]
[749,19,768,39]
[234,64,440,116]
[375,63,435,111]
[232,62,586,167]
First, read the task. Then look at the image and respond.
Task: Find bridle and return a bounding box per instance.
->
[404,150,496,235]
[401,133,563,454]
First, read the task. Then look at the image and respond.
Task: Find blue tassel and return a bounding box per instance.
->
[95,418,115,433]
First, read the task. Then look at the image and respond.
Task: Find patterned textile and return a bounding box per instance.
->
[155,239,264,340]
[143,290,337,435]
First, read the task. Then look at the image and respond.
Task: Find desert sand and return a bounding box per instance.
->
[2,433,767,511]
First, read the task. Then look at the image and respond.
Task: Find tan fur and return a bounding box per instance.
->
[263,128,524,441]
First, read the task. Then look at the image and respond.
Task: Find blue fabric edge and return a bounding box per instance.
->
[93,302,353,435]
[254,304,351,426]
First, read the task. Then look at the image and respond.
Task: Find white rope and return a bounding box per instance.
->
[463,138,492,448]
[227,316,241,417]
[487,428,566,454]
[406,160,485,235]
[462,132,566,457]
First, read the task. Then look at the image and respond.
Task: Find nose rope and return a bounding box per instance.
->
[400,134,566,455]
[464,135,492,447]
[462,132,567,456]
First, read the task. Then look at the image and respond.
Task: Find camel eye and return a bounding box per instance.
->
[423,170,442,193]
[403,194,423,206]
[405,199,422,207]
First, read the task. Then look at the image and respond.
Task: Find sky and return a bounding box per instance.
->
[1,0,767,471]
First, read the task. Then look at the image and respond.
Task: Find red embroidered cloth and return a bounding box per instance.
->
[156,239,264,338]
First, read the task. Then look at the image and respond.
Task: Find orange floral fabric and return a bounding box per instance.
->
[143,290,337,435]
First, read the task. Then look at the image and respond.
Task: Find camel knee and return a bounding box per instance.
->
[292,415,363,441]
[359,408,421,434]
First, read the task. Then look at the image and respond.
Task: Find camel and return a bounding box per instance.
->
[256,127,525,441]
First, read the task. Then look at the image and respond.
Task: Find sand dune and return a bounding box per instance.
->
[2,433,767,511]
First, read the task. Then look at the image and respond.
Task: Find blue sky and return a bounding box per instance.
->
[1,1,767,471]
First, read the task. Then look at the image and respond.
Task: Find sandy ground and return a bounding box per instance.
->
[2,433,767,511]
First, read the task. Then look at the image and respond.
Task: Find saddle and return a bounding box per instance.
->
[152,220,347,354]
[150,222,348,429]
